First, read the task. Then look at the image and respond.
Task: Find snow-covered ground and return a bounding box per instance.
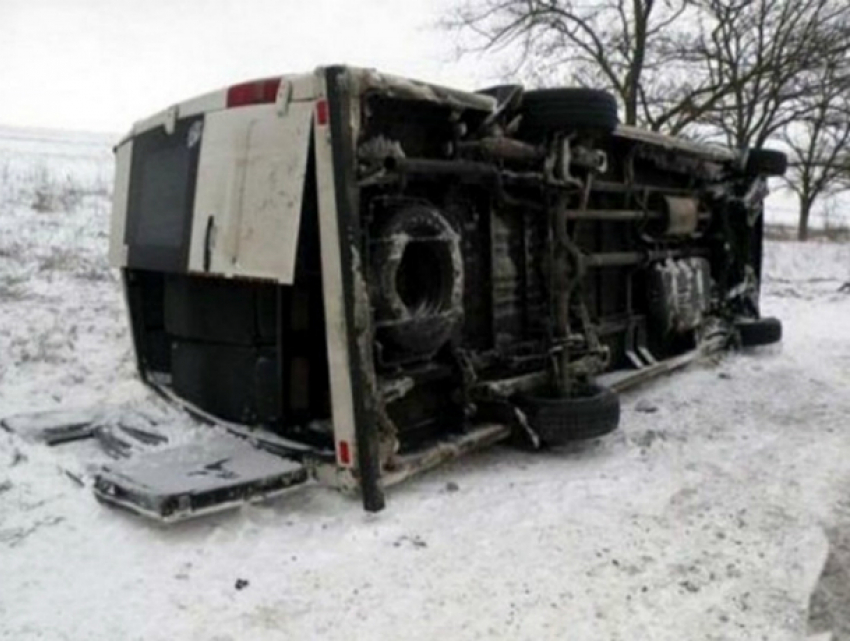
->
[1,127,850,641]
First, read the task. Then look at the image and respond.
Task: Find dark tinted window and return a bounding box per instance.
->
[135,145,191,248]
[125,116,202,272]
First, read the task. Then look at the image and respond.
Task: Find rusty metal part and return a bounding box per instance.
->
[457,137,545,162]
[552,194,587,395]
[384,156,499,180]
[659,195,700,236]
[476,371,550,398]
[591,180,696,197]
[584,248,708,268]
[565,209,663,222]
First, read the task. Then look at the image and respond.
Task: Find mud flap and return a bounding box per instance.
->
[92,435,309,523]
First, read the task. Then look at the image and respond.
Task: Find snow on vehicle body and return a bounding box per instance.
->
[104,65,784,518]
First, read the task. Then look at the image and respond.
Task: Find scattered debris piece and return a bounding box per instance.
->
[1,408,101,445]
[235,579,249,590]
[680,580,700,593]
[93,436,308,523]
[118,424,168,446]
[635,399,658,414]
[393,535,427,549]
[93,426,133,459]
[62,468,85,488]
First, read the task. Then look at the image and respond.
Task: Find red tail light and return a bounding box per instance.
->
[338,440,351,465]
[226,78,282,108]
[316,99,329,125]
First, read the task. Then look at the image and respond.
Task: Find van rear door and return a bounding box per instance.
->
[110,76,316,285]
[186,99,314,283]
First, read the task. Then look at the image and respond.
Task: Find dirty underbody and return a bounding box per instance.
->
[348,83,766,470]
[30,75,776,519]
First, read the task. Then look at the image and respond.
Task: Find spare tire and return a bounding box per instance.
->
[735,316,782,347]
[371,204,463,357]
[744,148,788,177]
[516,383,620,445]
[519,88,619,139]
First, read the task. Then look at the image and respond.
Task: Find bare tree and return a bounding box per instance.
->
[690,0,850,149]
[445,0,697,127]
[687,0,850,240]
[780,69,850,240]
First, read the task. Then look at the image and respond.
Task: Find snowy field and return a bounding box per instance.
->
[1,127,850,641]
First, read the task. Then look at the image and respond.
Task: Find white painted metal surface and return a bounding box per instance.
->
[93,434,307,522]
[187,101,313,283]
[108,140,132,267]
[121,73,316,142]
[312,72,358,468]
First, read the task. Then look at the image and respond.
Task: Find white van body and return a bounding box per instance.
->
[106,66,782,517]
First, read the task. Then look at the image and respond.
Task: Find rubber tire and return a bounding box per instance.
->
[517,383,620,445]
[744,149,788,177]
[519,88,619,138]
[371,204,463,357]
[736,316,782,347]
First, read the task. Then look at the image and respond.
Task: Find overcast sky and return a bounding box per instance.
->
[0,0,499,133]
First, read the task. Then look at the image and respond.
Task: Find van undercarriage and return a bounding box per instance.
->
[20,67,785,520]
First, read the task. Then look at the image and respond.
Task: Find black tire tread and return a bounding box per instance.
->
[736,316,782,347]
[520,88,619,136]
[370,205,463,356]
[518,383,620,444]
[745,148,788,177]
